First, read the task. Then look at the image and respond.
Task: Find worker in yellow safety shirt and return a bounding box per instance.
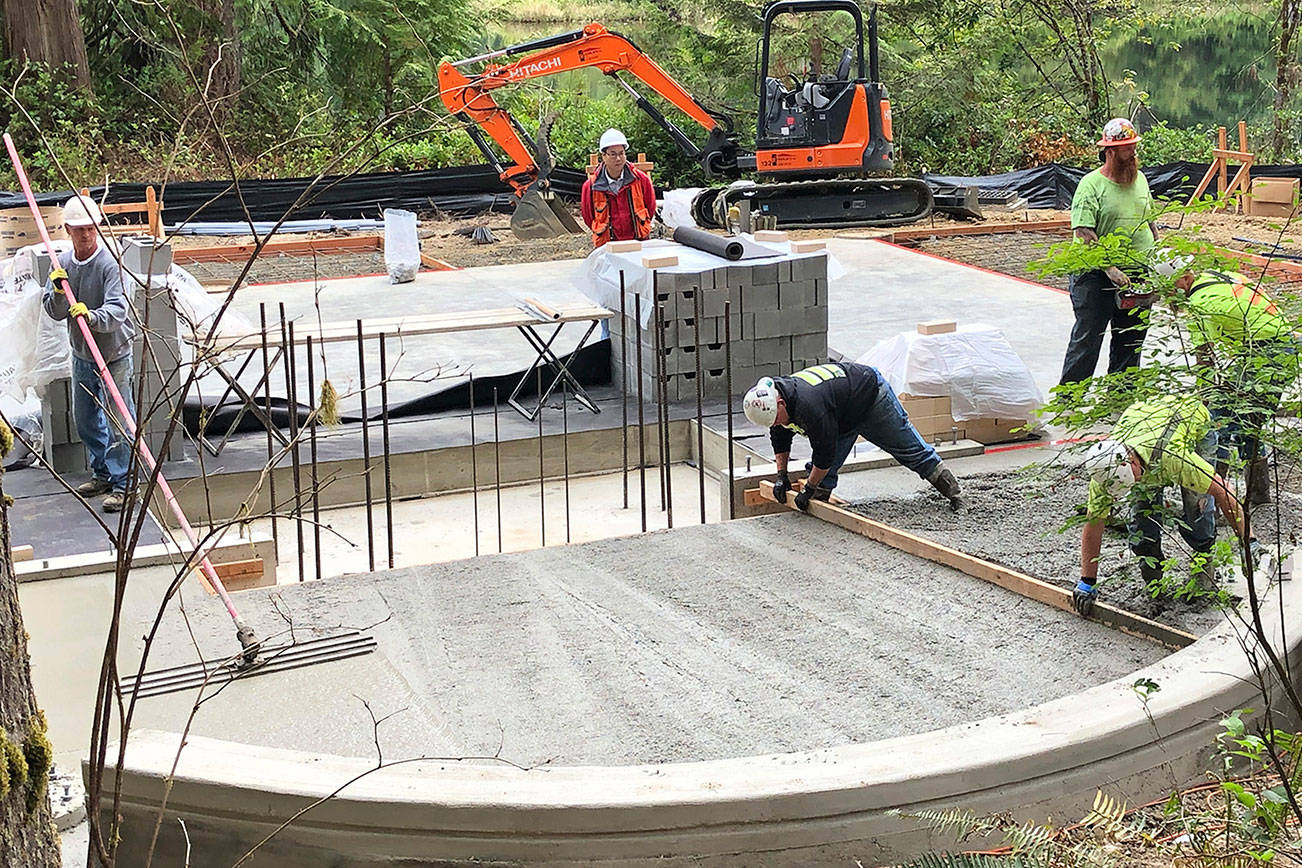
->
[1073,394,1261,616]
[1159,257,1301,504]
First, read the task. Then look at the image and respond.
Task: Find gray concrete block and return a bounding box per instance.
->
[700,287,730,318]
[751,309,789,339]
[792,332,829,359]
[753,337,788,367]
[813,278,827,306]
[804,304,829,334]
[726,264,759,287]
[121,236,173,275]
[776,259,793,283]
[742,283,779,313]
[792,255,828,282]
[779,280,817,310]
[749,261,779,285]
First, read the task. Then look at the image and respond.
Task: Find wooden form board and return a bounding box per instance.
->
[191,303,614,354]
[172,234,384,264]
[842,219,1071,243]
[754,481,1196,650]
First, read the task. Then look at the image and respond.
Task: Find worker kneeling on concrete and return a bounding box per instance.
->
[742,362,964,511]
[1074,394,1260,616]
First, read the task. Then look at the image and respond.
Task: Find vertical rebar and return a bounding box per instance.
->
[357,320,375,572]
[619,271,628,509]
[259,303,277,555]
[693,285,706,525]
[654,275,673,528]
[306,335,322,582]
[380,333,394,569]
[634,296,647,533]
[724,299,736,521]
[286,319,304,583]
[562,375,570,544]
[469,373,479,557]
[652,274,666,511]
[493,387,503,553]
[537,367,545,547]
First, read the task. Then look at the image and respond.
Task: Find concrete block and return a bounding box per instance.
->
[749,261,779,285]
[121,236,173,275]
[776,259,793,283]
[742,283,780,312]
[802,304,829,334]
[779,280,817,310]
[753,337,788,366]
[751,309,789,339]
[726,339,756,367]
[792,255,828,282]
[700,287,730,318]
[791,332,828,359]
[727,264,758,287]
[813,278,827,306]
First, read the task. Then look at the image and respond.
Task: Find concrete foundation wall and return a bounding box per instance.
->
[94,575,1302,867]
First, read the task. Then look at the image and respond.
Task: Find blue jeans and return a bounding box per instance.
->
[819,372,942,490]
[1059,270,1148,385]
[72,354,136,492]
[1128,429,1218,557]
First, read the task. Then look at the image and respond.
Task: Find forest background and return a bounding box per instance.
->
[0,0,1299,195]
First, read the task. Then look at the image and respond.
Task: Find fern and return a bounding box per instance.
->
[1004,820,1055,861]
[1079,790,1130,840]
[890,807,1002,842]
[893,854,1034,868]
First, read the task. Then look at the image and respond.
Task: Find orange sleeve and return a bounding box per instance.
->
[580,179,595,228]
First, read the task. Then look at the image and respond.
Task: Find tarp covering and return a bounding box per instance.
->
[0,165,588,225]
[925,161,1302,210]
[5,159,1297,225]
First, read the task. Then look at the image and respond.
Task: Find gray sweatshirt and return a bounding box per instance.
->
[42,243,135,363]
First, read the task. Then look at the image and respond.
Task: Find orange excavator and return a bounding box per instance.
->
[439,1,932,238]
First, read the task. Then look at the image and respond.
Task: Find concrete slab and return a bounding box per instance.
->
[122,513,1165,767]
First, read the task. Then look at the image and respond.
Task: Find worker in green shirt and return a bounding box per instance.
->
[1060,117,1160,385]
[1170,266,1300,504]
[1073,394,1260,616]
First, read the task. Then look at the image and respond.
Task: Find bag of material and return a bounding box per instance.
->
[383,208,420,284]
[857,324,1044,421]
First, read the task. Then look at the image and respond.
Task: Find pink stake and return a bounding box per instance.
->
[3,133,258,661]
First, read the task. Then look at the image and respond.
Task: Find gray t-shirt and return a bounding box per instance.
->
[42,243,135,362]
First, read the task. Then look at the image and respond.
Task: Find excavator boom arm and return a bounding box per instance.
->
[439,24,731,194]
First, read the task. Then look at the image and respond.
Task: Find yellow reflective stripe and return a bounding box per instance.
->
[793,370,822,385]
[793,364,846,385]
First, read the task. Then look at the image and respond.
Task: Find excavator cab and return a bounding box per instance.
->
[755,0,894,177]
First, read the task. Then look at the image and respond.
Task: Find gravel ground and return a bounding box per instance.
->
[847,467,1302,636]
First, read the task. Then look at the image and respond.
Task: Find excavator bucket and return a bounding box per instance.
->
[510,188,583,240]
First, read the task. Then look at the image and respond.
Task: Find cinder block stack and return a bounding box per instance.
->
[610,254,829,401]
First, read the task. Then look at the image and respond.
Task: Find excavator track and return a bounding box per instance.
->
[692,177,933,230]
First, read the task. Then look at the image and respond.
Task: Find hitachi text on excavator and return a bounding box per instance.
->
[439,0,933,238]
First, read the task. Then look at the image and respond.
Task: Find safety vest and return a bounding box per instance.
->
[590,175,651,247]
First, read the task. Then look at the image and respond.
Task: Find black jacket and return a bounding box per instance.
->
[769,363,881,469]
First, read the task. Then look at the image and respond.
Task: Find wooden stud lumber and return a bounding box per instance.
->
[419,252,457,271]
[607,240,643,253]
[754,230,788,243]
[755,481,1197,649]
[172,234,383,264]
[641,254,679,269]
[858,219,1071,243]
[10,546,33,563]
[917,320,957,335]
[790,240,826,253]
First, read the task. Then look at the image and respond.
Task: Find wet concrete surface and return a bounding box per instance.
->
[124,512,1167,767]
[847,466,1302,636]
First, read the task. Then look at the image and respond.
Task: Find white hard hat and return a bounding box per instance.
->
[1150,247,1193,278]
[62,195,103,228]
[1085,439,1137,494]
[599,128,629,152]
[743,377,779,427]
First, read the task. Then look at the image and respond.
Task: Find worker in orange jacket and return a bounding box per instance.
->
[580,128,655,248]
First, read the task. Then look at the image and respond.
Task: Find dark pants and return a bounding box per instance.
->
[1128,429,1219,559]
[817,371,942,490]
[1210,337,1301,464]
[1059,270,1149,385]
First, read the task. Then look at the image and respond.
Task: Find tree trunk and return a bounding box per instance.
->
[0,0,92,91]
[1272,0,1300,159]
[193,0,241,125]
[0,433,61,866]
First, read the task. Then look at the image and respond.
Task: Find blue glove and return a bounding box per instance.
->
[1073,579,1098,617]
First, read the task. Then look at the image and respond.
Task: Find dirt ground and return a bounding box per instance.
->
[847,466,1302,636]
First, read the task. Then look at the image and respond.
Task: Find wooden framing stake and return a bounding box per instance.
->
[1186,122,1254,211]
[754,481,1196,649]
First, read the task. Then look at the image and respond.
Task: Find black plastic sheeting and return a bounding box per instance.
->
[925,162,1302,210]
[183,339,611,438]
[0,164,588,225]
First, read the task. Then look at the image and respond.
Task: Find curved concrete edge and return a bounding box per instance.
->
[95,579,1302,866]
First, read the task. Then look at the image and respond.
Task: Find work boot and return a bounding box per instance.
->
[1190,551,1217,594]
[76,477,112,498]
[1248,456,1272,506]
[102,491,127,513]
[926,462,965,511]
[1134,541,1165,592]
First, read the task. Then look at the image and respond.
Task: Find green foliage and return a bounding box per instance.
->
[894,855,1035,868]
[1137,120,1214,163]
[3,732,27,794]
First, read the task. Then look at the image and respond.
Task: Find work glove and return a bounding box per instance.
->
[68,302,89,319]
[48,267,68,287]
[794,485,813,511]
[772,471,791,505]
[1249,537,1263,567]
[1072,578,1098,617]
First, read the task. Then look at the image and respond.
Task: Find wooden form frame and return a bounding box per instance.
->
[752,481,1196,649]
[839,218,1071,243]
[1186,122,1254,211]
[81,185,164,238]
[171,233,457,271]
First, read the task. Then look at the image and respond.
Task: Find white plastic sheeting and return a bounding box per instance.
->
[857,324,1044,422]
[0,242,74,398]
[573,237,845,327]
